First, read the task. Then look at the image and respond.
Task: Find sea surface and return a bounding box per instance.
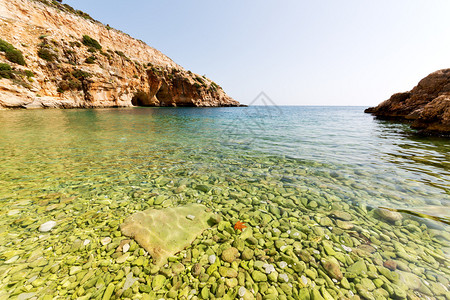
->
[0,106,449,298]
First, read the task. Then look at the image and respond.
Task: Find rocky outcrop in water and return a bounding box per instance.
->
[365,69,450,135]
[0,0,239,108]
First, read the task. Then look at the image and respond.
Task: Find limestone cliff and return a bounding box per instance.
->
[0,0,239,108]
[365,69,450,135]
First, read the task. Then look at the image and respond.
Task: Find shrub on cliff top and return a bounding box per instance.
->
[35,0,96,22]
[82,35,102,50]
[0,38,26,66]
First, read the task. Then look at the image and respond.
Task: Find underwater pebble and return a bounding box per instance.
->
[221,247,239,263]
[7,209,20,216]
[341,245,352,252]
[101,237,112,245]
[263,263,275,274]
[5,255,19,264]
[208,254,216,264]
[279,273,289,282]
[375,208,403,222]
[186,215,195,220]
[238,286,246,297]
[383,260,397,271]
[123,243,130,253]
[38,221,56,232]
[17,293,36,300]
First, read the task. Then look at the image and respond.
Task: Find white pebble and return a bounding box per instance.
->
[263,263,275,274]
[83,239,90,246]
[301,275,308,285]
[101,237,111,245]
[7,209,20,216]
[123,243,130,253]
[341,245,352,252]
[279,261,287,269]
[186,215,196,220]
[293,232,300,237]
[39,221,56,232]
[208,254,216,264]
[4,256,19,264]
[280,245,287,251]
[238,286,246,297]
[325,234,330,240]
[313,250,320,255]
[286,230,291,234]
[279,273,289,282]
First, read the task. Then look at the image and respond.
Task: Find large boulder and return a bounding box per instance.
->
[120,204,213,266]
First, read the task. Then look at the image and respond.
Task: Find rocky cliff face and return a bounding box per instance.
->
[0,0,239,108]
[365,69,450,135]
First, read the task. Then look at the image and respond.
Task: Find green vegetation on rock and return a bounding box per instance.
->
[0,38,26,65]
[58,69,91,93]
[82,35,102,50]
[85,55,96,64]
[37,48,56,62]
[35,0,96,22]
[0,63,12,79]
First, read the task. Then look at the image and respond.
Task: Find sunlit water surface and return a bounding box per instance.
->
[0,106,448,298]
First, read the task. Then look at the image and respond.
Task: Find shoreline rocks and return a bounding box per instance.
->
[365,68,450,136]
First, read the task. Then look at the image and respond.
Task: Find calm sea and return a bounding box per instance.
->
[1,106,447,220]
[0,106,448,298]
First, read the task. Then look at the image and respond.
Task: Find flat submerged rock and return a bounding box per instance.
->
[120,203,213,266]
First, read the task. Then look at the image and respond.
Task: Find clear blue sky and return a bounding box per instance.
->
[65,0,450,106]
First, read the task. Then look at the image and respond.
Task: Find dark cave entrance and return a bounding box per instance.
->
[131,90,152,106]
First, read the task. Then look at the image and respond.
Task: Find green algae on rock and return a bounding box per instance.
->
[120,203,213,266]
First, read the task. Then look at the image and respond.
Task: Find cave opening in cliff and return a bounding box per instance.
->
[131,90,152,106]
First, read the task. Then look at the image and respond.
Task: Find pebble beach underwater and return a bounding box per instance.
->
[0,106,448,299]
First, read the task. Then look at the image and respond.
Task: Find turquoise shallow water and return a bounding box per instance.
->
[0,106,449,299]
[1,107,447,219]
